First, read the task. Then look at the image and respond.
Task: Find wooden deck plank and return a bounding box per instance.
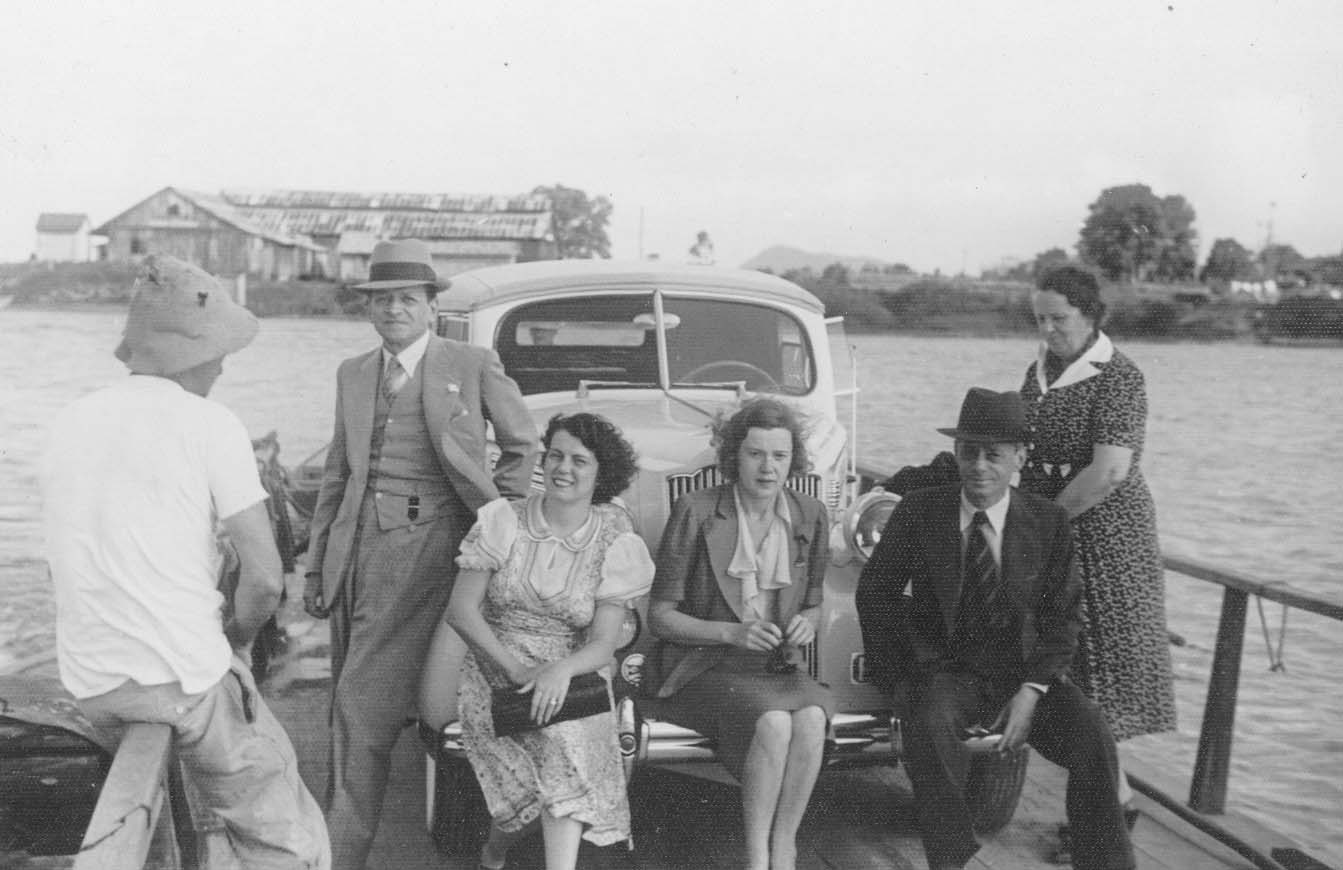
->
[255,582,1264,870]
[73,723,175,870]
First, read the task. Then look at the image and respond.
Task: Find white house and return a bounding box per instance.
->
[35,213,95,262]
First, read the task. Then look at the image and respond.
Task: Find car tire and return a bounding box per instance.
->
[965,746,1030,834]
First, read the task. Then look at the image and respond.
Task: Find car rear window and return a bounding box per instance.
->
[496,294,815,396]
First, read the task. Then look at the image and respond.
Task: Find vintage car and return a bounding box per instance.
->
[290,259,1028,852]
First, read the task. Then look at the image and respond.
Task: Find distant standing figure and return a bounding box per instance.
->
[440,413,654,870]
[648,398,832,870]
[302,239,537,870]
[41,255,329,869]
[1019,264,1176,744]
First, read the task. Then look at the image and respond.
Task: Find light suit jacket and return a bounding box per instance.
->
[306,334,537,605]
[649,484,829,698]
[855,484,1081,694]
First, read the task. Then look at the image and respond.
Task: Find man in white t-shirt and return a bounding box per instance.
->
[40,255,329,869]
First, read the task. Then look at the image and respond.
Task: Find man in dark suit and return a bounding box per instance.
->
[303,239,537,870]
[856,388,1134,870]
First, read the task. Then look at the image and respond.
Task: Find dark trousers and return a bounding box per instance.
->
[325,491,462,870]
[904,668,1135,870]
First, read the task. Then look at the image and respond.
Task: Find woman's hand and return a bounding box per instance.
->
[519,662,575,726]
[783,612,817,647]
[731,619,784,652]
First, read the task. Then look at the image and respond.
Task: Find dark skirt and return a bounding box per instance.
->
[657,646,834,781]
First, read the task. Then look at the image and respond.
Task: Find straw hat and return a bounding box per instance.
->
[353,239,447,291]
[936,388,1030,443]
[113,255,259,375]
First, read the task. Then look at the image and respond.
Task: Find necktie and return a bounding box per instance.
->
[383,357,408,404]
[958,511,1000,631]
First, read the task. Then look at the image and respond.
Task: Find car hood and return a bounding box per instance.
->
[525,391,739,471]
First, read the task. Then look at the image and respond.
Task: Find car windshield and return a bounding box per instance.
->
[495,293,816,396]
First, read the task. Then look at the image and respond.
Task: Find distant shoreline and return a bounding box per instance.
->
[3,298,1289,345]
[8,263,1341,343]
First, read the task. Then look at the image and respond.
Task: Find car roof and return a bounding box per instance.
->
[437,260,824,314]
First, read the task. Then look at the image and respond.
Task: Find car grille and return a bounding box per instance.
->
[665,465,827,512]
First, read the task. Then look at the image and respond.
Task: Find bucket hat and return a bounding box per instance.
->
[936,387,1029,443]
[113,255,259,375]
[353,239,447,291]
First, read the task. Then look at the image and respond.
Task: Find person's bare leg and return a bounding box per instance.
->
[767,707,826,870]
[740,711,792,870]
[540,811,583,870]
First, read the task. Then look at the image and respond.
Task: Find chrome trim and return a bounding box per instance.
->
[664,465,827,512]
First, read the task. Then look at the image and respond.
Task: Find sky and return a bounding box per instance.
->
[2,0,1340,275]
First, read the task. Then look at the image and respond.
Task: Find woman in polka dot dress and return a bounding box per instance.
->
[1018,266,1176,831]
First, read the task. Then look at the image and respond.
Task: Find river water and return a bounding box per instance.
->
[1,308,1340,864]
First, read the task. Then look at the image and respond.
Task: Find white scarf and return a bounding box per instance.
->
[727,486,793,620]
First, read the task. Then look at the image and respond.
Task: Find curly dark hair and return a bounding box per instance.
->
[714,398,810,483]
[1037,264,1107,326]
[541,413,640,504]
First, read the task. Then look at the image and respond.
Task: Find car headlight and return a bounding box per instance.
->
[844,489,900,563]
[616,607,642,653]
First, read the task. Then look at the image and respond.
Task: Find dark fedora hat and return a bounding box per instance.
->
[936,387,1029,443]
[353,239,448,291]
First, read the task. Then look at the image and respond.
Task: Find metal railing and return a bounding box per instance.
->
[1127,554,1343,870]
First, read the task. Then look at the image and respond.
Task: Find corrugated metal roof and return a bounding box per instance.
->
[92,186,551,250]
[36,213,90,232]
[221,189,550,213]
[174,190,325,250]
[229,206,552,241]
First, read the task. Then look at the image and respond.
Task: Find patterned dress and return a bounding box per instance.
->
[1019,332,1177,741]
[455,495,654,845]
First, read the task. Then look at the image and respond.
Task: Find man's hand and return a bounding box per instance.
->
[303,571,329,619]
[990,684,1041,754]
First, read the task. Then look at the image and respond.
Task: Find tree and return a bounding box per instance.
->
[1199,238,1254,283]
[1032,247,1070,279]
[1259,243,1308,281]
[1077,184,1198,282]
[532,184,613,259]
[820,262,851,287]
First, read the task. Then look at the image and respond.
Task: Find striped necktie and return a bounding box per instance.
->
[383,356,408,404]
[957,511,1000,631]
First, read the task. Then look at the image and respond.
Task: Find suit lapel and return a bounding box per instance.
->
[929,489,965,638]
[421,336,501,508]
[704,487,747,622]
[421,336,452,444]
[347,348,380,477]
[1000,491,1034,605]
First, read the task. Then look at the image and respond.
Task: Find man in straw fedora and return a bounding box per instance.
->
[856,388,1133,870]
[40,255,330,868]
[303,238,536,869]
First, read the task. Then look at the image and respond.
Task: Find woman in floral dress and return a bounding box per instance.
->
[441,413,654,870]
[1019,266,1176,853]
